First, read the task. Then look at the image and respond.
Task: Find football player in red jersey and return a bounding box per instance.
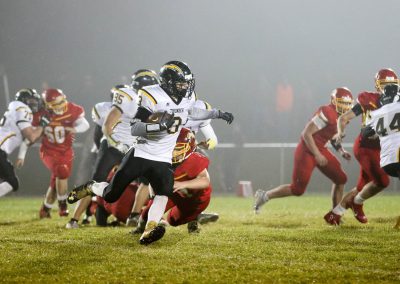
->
[324,69,397,225]
[133,127,212,234]
[254,88,354,215]
[36,89,89,218]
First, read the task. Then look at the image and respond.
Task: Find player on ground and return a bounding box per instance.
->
[324,69,397,225]
[133,128,213,234]
[66,70,159,228]
[0,89,46,197]
[68,60,233,245]
[254,87,353,214]
[36,89,89,219]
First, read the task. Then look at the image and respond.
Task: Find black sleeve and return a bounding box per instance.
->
[351,103,363,116]
[361,125,376,138]
[330,139,342,151]
[134,106,152,122]
[93,124,103,149]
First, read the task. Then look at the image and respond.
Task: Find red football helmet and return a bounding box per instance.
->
[42,88,68,115]
[375,68,399,94]
[330,87,353,115]
[172,128,196,164]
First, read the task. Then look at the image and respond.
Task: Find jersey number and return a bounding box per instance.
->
[44,126,66,144]
[113,93,123,105]
[376,113,400,136]
[167,117,182,134]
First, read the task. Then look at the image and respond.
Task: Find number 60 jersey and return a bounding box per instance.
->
[136,84,195,163]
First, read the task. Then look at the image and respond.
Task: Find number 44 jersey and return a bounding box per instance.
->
[34,102,85,152]
[368,101,400,167]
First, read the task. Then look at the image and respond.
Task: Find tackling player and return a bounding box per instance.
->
[68,60,233,245]
[254,87,353,214]
[35,89,89,219]
[324,69,396,225]
[0,89,46,197]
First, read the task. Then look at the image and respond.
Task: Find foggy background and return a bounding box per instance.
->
[0,0,399,196]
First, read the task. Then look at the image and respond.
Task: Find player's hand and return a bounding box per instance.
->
[340,150,352,161]
[198,141,209,150]
[315,153,328,167]
[218,110,234,124]
[39,115,50,127]
[334,132,345,144]
[159,112,175,131]
[65,127,76,134]
[15,158,24,169]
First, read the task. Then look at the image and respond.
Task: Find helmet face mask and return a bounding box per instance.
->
[375,68,399,94]
[159,61,195,102]
[331,87,353,115]
[43,89,67,115]
[172,128,196,165]
[15,88,41,113]
[131,69,159,92]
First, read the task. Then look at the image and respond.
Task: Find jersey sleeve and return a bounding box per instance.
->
[112,88,135,114]
[138,89,157,113]
[186,154,210,178]
[91,104,102,126]
[357,92,379,112]
[14,106,33,131]
[311,106,336,130]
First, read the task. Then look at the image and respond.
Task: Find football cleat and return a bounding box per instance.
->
[139,221,166,245]
[66,219,79,229]
[126,212,140,227]
[254,189,268,214]
[67,180,95,204]
[349,199,368,223]
[394,216,400,229]
[187,220,200,234]
[324,211,341,226]
[39,204,51,219]
[130,218,146,235]
[58,200,69,217]
[81,215,92,225]
[197,212,219,225]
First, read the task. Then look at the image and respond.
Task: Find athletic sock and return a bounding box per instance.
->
[44,201,54,209]
[147,195,168,224]
[354,194,365,205]
[0,182,13,197]
[91,182,108,197]
[57,193,68,201]
[332,204,346,216]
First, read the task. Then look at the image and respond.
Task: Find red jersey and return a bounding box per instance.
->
[34,102,84,152]
[301,104,338,150]
[355,91,380,149]
[173,152,212,201]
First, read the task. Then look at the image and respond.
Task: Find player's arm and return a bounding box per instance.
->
[198,124,218,150]
[336,104,361,143]
[66,115,90,134]
[93,124,103,150]
[15,139,31,169]
[21,125,44,143]
[173,168,210,193]
[301,116,328,166]
[188,107,234,124]
[102,106,122,146]
[330,139,351,161]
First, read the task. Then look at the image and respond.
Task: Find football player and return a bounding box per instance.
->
[324,69,397,225]
[254,88,353,214]
[68,60,233,245]
[0,89,46,197]
[67,70,159,228]
[133,128,213,234]
[34,89,89,219]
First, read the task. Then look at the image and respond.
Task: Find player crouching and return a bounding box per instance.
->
[133,128,213,237]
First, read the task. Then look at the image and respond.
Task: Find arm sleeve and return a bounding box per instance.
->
[15,107,33,131]
[187,155,210,178]
[351,103,363,116]
[17,139,29,160]
[199,124,218,149]
[188,107,220,120]
[73,116,90,133]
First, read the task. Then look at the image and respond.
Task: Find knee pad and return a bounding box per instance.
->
[55,164,71,179]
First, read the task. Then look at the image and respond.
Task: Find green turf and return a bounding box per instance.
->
[0,196,399,283]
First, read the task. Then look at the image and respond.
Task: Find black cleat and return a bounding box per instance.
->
[187,220,200,234]
[197,212,219,225]
[139,221,166,245]
[67,180,95,204]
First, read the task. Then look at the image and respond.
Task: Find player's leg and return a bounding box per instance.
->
[254,143,316,213]
[139,161,174,245]
[39,184,57,218]
[0,150,19,197]
[126,180,150,227]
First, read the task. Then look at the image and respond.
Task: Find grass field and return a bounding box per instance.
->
[0,195,400,283]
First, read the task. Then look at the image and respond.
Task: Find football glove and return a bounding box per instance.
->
[39,115,50,127]
[159,111,175,131]
[218,110,234,124]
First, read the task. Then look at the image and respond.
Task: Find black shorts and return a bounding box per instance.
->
[103,148,174,203]
[0,149,19,191]
[382,163,400,178]
[92,140,124,182]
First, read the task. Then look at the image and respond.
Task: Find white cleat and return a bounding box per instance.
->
[65,219,79,229]
[254,189,268,214]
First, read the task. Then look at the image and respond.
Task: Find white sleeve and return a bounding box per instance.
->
[73,116,90,133]
[91,106,102,126]
[112,89,136,114]
[17,139,29,160]
[15,107,33,131]
[199,124,218,149]
[138,90,156,113]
